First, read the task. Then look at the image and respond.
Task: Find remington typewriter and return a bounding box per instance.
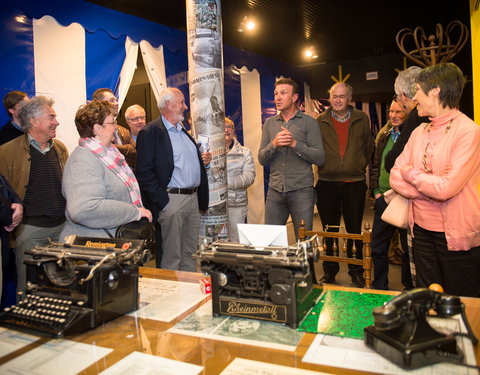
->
[0,236,150,337]
[194,238,320,328]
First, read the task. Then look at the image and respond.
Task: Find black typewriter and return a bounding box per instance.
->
[194,238,320,328]
[0,236,150,337]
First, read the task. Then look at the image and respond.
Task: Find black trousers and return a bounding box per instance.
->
[413,224,480,297]
[315,180,367,277]
[371,196,413,290]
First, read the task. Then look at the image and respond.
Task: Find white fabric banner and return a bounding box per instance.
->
[33,15,86,153]
[240,67,264,224]
[139,40,167,106]
[116,37,139,111]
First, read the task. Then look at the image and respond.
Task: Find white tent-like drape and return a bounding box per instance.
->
[116,37,139,111]
[33,16,86,153]
[32,16,168,154]
[140,40,167,106]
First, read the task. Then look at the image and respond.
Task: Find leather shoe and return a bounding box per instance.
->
[321,273,336,284]
[351,273,365,288]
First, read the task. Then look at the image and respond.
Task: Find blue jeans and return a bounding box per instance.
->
[265,186,316,239]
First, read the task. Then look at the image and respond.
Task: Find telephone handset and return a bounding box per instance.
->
[364,288,478,370]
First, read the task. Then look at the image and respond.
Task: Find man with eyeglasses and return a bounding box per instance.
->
[370,98,414,290]
[316,82,373,288]
[92,88,137,170]
[125,104,147,142]
[0,96,68,294]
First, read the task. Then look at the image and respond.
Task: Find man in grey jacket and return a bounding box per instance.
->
[259,77,324,239]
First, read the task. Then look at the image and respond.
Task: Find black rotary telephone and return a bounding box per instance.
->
[364,288,478,370]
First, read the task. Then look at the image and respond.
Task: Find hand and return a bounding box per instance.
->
[273,126,296,148]
[10,203,23,228]
[374,193,382,199]
[201,151,212,166]
[3,224,15,232]
[138,207,153,223]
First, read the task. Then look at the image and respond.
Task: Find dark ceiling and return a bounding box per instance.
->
[87,0,471,67]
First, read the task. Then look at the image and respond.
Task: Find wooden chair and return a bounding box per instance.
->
[298,220,373,288]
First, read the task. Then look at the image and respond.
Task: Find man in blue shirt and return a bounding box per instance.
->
[136,88,209,271]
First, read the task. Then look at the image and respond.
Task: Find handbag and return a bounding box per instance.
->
[381,189,409,229]
[104,218,156,251]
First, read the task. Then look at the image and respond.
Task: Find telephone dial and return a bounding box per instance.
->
[364,288,478,370]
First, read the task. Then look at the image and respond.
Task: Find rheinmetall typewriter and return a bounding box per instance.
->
[0,236,150,337]
[194,238,320,328]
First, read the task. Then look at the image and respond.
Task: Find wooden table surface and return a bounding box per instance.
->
[1,267,479,374]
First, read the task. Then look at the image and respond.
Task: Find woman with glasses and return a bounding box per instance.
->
[60,100,152,239]
[390,63,480,297]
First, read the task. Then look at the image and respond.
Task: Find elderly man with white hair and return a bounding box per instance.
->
[135,88,209,271]
[125,104,147,142]
[0,96,68,293]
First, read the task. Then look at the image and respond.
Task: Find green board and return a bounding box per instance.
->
[298,289,394,339]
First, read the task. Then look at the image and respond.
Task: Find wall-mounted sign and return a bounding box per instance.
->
[366,71,378,81]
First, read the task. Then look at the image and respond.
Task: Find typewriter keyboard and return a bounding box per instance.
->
[0,294,91,337]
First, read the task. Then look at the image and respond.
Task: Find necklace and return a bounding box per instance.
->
[422,119,453,173]
[331,108,351,122]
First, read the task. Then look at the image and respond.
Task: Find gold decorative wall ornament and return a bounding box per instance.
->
[396,20,469,67]
[330,65,350,83]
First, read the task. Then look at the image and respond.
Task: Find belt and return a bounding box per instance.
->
[166,187,198,194]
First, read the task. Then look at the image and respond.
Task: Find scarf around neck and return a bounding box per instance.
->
[79,137,143,207]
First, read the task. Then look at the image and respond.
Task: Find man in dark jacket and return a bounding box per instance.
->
[370,98,414,290]
[0,91,28,145]
[316,82,373,287]
[136,88,208,272]
[384,66,429,172]
[0,174,23,307]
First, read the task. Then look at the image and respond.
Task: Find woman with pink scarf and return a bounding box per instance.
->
[390,63,480,297]
[60,100,152,239]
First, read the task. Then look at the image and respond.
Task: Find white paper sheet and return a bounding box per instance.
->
[0,339,112,375]
[98,351,203,375]
[131,278,210,322]
[237,224,288,247]
[168,302,304,351]
[303,315,477,375]
[221,357,330,374]
[0,327,39,357]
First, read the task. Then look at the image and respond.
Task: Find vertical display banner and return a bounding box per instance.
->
[186,0,228,243]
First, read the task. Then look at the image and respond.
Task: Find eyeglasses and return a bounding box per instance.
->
[225,125,234,130]
[103,121,117,126]
[127,116,146,122]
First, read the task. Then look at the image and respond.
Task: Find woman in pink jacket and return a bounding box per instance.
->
[390,63,480,297]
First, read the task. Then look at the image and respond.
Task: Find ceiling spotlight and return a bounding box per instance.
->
[238,16,257,33]
[304,47,318,59]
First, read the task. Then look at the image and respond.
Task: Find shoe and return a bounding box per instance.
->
[321,273,336,284]
[351,273,365,288]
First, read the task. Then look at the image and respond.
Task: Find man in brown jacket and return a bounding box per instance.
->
[0,96,68,293]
